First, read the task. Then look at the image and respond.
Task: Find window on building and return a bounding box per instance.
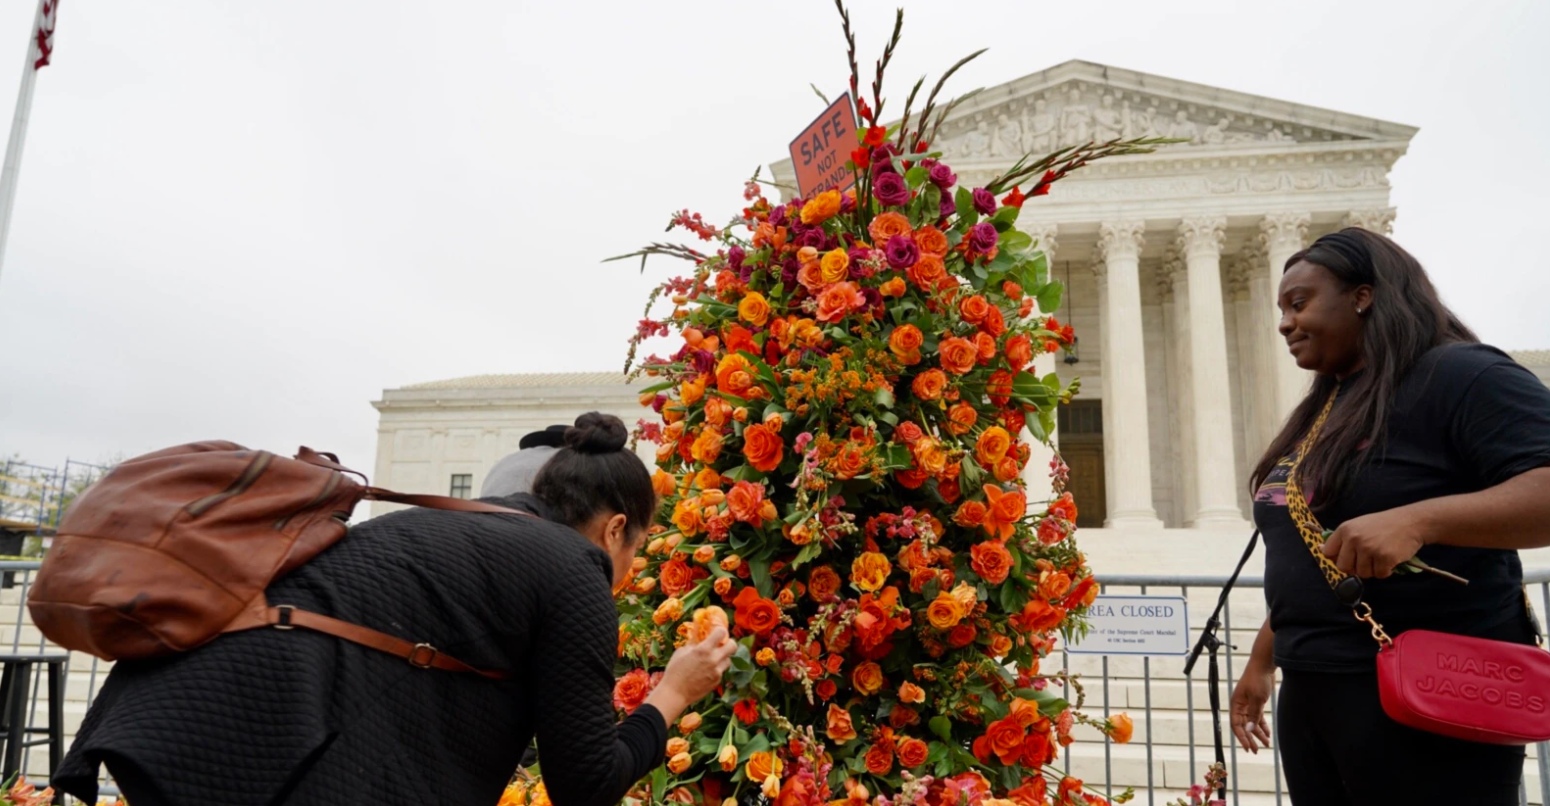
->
[449,473,473,500]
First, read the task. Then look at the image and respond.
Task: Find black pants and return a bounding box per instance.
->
[1277,669,1526,805]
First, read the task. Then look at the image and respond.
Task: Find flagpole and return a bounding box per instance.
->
[0,0,48,286]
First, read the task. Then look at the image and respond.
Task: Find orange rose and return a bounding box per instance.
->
[801,189,842,224]
[809,566,841,602]
[687,605,730,644]
[742,423,785,473]
[911,437,947,477]
[739,292,772,326]
[868,211,912,245]
[927,592,965,630]
[660,558,695,597]
[1110,713,1134,744]
[833,441,870,480]
[897,737,930,769]
[726,481,767,524]
[852,661,884,695]
[946,402,979,435]
[879,277,907,298]
[939,337,978,375]
[817,281,866,323]
[745,751,783,783]
[971,540,1013,584]
[733,587,781,636]
[613,669,652,712]
[981,306,1007,337]
[692,429,725,464]
[995,456,1021,482]
[672,499,703,538]
[899,681,926,704]
[958,294,990,325]
[704,397,732,427]
[907,254,947,292]
[654,597,684,626]
[888,324,924,365]
[820,248,851,285]
[981,717,1027,766]
[1039,571,1072,601]
[974,332,997,364]
[989,633,1014,657]
[826,704,858,742]
[692,468,721,490]
[851,551,892,592]
[715,354,755,398]
[1006,334,1034,372]
[713,576,734,596]
[976,426,1012,465]
[863,742,894,775]
[982,484,1026,541]
[756,647,777,666]
[913,226,949,257]
[1049,492,1078,522]
[652,470,677,497]
[911,369,947,401]
[953,500,988,527]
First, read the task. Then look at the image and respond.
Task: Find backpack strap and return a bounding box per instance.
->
[265,605,509,681]
[364,487,533,515]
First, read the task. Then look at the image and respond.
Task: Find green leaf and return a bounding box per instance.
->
[923,184,942,218]
[1012,372,1055,406]
[878,410,900,427]
[929,715,953,742]
[926,741,949,765]
[722,464,767,483]
[999,581,1029,613]
[992,205,1021,228]
[749,558,774,598]
[874,387,896,408]
[998,230,1032,255]
[1035,281,1063,316]
[792,541,822,568]
[905,166,929,189]
[954,187,978,225]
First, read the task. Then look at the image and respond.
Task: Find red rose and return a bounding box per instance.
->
[733,586,781,636]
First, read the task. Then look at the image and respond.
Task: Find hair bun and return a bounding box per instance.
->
[566,412,629,455]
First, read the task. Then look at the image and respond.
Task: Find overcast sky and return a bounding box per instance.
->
[0,0,1546,471]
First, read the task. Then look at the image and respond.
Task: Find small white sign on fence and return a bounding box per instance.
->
[1066,595,1191,656]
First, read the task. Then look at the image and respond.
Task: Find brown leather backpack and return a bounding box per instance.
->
[27,441,527,679]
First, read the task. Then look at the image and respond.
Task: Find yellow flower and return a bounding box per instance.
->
[719,744,739,772]
[927,592,965,630]
[820,248,851,285]
[800,189,842,224]
[850,552,892,592]
[739,292,772,327]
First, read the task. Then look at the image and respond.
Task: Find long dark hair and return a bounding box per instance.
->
[1249,228,1477,504]
[531,412,656,533]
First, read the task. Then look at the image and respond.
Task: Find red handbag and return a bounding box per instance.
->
[1286,389,1550,745]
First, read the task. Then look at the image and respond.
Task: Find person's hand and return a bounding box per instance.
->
[1321,507,1428,579]
[1230,663,1274,754]
[646,627,737,726]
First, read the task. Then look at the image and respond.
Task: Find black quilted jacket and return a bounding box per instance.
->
[54,494,666,806]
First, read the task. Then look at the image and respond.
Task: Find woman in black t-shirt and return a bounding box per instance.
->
[1229,228,1550,806]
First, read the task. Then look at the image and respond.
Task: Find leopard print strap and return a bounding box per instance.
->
[1283,388,1348,591]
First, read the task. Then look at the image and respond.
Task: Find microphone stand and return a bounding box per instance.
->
[1183,530,1259,804]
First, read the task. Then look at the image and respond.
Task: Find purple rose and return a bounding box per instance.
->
[969,221,999,253]
[939,194,957,220]
[688,349,716,376]
[769,205,789,228]
[885,234,921,269]
[798,227,827,249]
[840,192,857,213]
[929,161,957,189]
[728,245,746,271]
[874,172,911,207]
[781,260,800,288]
[848,246,872,264]
[861,286,884,314]
[870,143,901,174]
[972,188,997,215]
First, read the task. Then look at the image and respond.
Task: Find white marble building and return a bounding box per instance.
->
[372,60,1549,534]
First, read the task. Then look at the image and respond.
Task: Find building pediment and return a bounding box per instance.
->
[771,60,1416,187]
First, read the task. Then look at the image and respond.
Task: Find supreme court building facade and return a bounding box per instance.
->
[370,61,1549,543]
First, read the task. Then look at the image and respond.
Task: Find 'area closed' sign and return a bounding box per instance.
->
[789,93,859,198]
[1066,595,1191,656]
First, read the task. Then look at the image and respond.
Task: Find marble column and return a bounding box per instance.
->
[1342,208,1396,235]
[1226,258,1258,514]
[1095,221,1161,527]
[1177,216,1245,526]
[1160,251,1196,525]
[1259,213,1312,422]
[1021,224,1059,504]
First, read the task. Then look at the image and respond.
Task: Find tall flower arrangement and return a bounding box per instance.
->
[601,6,1174,806]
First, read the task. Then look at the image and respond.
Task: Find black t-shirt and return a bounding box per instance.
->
[1254,343,1550,673]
